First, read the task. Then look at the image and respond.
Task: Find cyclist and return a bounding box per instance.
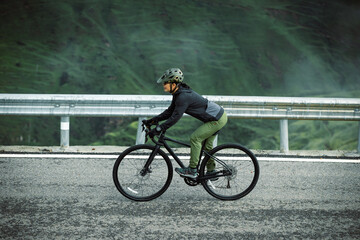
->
[143,68,228,178]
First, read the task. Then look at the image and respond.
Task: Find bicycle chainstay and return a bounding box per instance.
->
[203,151,233,176]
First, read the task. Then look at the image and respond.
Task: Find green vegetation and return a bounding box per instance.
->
[0,0,359,150]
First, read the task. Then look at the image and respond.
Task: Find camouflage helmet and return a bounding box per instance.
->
[157,68,184,84]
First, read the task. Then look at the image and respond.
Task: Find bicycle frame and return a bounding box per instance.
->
[143,133,232,181]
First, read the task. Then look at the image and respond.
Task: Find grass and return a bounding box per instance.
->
[0,0,359,149]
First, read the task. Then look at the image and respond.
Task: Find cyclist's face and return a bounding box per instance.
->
[163,82,174,92]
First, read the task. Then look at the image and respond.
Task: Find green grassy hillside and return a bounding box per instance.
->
[0,0,359,149]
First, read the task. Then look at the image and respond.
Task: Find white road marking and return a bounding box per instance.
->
[0,154,118,159]
[0,154,358,163]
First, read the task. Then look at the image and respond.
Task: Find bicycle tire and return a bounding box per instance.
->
[113,144,173,201]
[200,143,259,201]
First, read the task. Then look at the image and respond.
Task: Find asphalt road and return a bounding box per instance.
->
[1,156,359,239]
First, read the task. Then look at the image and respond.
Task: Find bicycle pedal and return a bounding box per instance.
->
[179,173,198,179]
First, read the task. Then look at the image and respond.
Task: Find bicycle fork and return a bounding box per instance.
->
[140,145,161,176]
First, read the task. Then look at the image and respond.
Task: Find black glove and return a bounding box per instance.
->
[142,118,158,128]
[148,125,163,138]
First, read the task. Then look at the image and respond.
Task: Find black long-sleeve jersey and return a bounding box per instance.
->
[153,84,224,131]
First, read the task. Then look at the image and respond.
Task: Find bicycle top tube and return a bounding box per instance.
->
[149,132,191,148]
[145,123,191,148]
[163,136,191,148]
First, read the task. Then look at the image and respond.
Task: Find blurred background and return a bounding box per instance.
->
[0,0,359,150]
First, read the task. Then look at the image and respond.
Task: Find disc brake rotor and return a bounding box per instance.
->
[224,165,237,180]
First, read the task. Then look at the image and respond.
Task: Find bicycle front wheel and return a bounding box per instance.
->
[113,144,173,201]
[200,143,259,200]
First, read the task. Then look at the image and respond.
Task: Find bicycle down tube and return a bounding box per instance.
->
[162,136,188,169]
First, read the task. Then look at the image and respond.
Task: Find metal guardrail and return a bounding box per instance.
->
[1,94,359,152]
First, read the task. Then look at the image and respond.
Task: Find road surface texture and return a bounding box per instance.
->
[1,153,359,239]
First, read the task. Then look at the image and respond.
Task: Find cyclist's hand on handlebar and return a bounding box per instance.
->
[142,119,158,129]
[148,125,163,138]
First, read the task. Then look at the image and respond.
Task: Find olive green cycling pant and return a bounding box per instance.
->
[189,112,228,171]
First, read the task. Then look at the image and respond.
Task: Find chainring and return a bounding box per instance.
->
[184,177,199,186]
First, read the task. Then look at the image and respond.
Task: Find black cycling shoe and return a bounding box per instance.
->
[175,167,198,179]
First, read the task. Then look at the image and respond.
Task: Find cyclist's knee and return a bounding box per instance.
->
[190,133,200,144]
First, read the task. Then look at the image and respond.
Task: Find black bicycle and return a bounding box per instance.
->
[113,124,259,201]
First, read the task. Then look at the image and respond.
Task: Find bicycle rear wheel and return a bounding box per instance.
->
[200,143,259,200]
[113,144,173,201]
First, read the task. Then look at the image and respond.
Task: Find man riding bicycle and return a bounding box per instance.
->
[143,68,228,178]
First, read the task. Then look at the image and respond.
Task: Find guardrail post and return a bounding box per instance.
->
[136,117,146,145]
[280,119,289,153]
[60,116,70,148]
